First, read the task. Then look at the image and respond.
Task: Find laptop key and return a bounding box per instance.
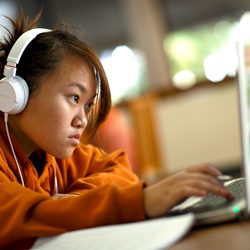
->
[168,178,245,215]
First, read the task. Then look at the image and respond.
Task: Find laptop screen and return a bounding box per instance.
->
[236,11,250,215]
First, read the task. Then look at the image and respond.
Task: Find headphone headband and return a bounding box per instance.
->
[4,28,51,78]
[0,28,51,114]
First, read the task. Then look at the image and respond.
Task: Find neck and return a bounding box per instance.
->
[7,115,37,157]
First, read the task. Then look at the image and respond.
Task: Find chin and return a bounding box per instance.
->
[53,149,76,160]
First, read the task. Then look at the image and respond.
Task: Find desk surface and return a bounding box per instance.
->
[169,219,250,250]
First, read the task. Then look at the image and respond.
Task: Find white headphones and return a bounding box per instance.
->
[0,28,51,114]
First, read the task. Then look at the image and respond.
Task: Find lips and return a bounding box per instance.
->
[68,133,81,145]
[70,134,81,140]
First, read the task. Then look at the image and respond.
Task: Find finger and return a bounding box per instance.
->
[159,186,208,212]
[187,164,222,177]
[185,177,233,200]
[177,171,223,187]
[175,185,209,199]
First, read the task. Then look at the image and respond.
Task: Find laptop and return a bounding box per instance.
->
[167,12,250,226]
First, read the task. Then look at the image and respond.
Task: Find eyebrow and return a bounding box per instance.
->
[65,82,87,93]
[65,82,97,100]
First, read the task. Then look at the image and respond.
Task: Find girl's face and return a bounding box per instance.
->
[10,56,97,159]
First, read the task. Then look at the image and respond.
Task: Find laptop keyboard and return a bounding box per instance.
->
[169,178,245,215]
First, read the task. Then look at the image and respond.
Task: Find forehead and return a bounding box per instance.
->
[41,55,97,93]
[59,55,95,79]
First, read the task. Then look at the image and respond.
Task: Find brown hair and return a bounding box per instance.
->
[0,9,111,139]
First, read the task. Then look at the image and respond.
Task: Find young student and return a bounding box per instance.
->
[0,10,232,249]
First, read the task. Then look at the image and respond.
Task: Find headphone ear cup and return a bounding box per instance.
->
[0,76,29,114]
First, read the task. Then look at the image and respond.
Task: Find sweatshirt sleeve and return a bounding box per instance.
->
[0,146,146,248]
[63,145,142,193]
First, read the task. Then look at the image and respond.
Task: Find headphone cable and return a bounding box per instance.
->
[4,113,25,187]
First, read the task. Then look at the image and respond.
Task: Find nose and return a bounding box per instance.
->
[73,107,88,129]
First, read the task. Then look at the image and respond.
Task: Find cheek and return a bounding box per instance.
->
[39,100,69,125]
[46,110,70,132]
[24,95,74,139]
[24,103,66,138]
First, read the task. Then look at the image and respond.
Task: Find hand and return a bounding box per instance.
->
[143,164,233,218]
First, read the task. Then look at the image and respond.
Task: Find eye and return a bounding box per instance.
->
[85,101,94,114]
[70,95,80,104]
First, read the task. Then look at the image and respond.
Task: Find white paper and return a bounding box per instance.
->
[32,213,194,250]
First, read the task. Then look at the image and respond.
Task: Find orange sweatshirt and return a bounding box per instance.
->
[0,117,146,249]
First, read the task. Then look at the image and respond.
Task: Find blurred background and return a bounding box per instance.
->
[1,0,250,183]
